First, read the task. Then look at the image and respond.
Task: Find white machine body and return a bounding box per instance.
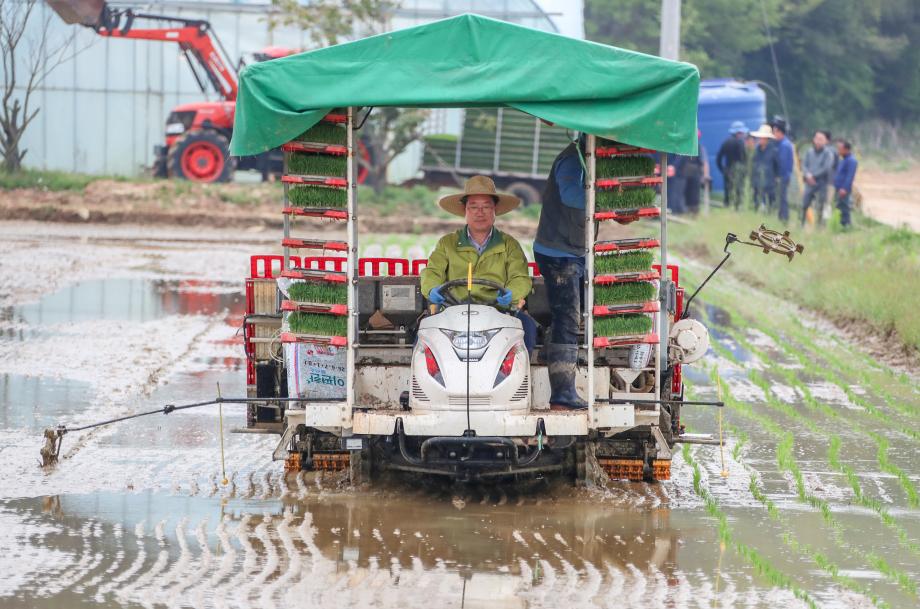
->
[410,304,530,415]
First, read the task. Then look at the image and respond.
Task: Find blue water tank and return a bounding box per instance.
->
[698,79,766,192]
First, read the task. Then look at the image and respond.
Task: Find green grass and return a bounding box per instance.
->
[294,123,347,145]
[287,184,347,208]
[594,250,654,275]
[288,281,347,304]
[0,169,127,191]
[670,208,920,351]
[286,312,347,336]
[287,153,347,177]
[594,282,656,305]
[595,156,655,179]
[595,186,656,210]
[593,314,653,337]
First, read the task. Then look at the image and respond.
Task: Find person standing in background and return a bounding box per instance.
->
[716,121,748,209]
[682,130,708,215]
[800,131,835,225]
[771,118,795,223]
[749,124,779,212]
[833,140,858,228]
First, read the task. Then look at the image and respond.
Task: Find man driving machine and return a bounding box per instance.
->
[420,175,536,354]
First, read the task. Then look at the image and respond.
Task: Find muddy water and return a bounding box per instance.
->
[1,223,919,608]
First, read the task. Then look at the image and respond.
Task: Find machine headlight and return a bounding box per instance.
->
[441,329,499,351]
[165,122,187,135]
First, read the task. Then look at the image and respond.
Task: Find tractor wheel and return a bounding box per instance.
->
[506,181,541,207]
[168,130,236,183]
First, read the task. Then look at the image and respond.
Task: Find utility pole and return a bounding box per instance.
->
[659,0,681,60]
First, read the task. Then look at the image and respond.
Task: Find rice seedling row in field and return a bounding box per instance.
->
[709,320,920,557]
[594,250,654,275]
[691,393,889,608]
[595,187,656,210]
[681,442,819,608]
[707,366,917,596]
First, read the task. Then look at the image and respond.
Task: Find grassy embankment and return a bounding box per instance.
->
[669,208,920,353]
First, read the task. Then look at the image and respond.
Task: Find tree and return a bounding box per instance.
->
[0,0,77,172]
[269,0,429,193]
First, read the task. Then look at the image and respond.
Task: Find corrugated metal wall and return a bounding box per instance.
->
[12,0,562,177]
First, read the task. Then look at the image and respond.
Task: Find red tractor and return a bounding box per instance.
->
[48,0,369,183]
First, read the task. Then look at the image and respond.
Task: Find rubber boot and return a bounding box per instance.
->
[545,343,588,411]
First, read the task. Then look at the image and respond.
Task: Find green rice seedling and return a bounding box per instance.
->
[593,314,653,337]
[595,186,656,210]
[295,123,347,145]
[594,250,654,275]
[595,156,655,178]
[287,153,347,177]
[288,281,347,304]
[594,282,656,305]
[287,312,347,336]
[287,184,347,208]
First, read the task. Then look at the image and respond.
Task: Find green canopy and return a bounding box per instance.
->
[230,14,699,157]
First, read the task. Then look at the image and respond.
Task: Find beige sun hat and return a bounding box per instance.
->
[438,175,521,217]
[749,123,775,139]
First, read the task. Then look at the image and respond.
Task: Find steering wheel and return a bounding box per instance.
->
[437,278,507,307]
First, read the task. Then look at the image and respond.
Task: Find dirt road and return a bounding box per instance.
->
[858,165,920,231]
[0,221,918,608]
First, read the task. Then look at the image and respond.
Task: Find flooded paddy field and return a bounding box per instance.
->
[1,221,918,608]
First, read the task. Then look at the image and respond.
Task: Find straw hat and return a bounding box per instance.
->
[438,175,521,217]
[749,123,775,139]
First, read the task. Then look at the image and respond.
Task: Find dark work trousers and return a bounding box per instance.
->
[724,164,746,209]
[836,192,852,227]
[534,252,585,345]
[515,310,538,355]
[753,187,775,212]
[684,175,701,213]
[778,176,791,223]
[802,181,829,225]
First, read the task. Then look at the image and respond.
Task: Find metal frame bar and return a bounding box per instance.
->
[657,153,669,403]
[493,108,504,172]
[585,134,596,424]
[345,107,358,425]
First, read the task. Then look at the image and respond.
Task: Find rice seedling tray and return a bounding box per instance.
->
[593,333,659,349]
[282,142,348,156]
[594,313,654,337]
[595,144,655,157]
[281,175,348,188]
[594,207,660,222]
[287,153,347,177]
[287,183,348,208]
[288,280,347,303]
[595,176,662,189]
[594,282,657,305]
[281,301,348,316]
[281,207,348,220]
[594,250,654,275]
[595,270,660,284]
[592,302,659,316]
[281,269,347,284]
[280,332,348,346]
[596,186,657,210]
[595,238,659,253]
[281,237,348,252]
[286,311,348,336]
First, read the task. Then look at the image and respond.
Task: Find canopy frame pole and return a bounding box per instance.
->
[585,134,596,426]
[345,106,357,428]
[282,152,290,271]
[657,153,669,404]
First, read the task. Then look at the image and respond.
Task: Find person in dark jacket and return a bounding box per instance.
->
[682,131,708,215]
[772,118,795,223]
[748,124,779,212]
[833,140,858,228]
[716,121,748,209]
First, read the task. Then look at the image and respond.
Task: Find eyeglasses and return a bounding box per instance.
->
[466,205,495,214]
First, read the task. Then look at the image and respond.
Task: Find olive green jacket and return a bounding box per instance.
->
[420,227,532,305]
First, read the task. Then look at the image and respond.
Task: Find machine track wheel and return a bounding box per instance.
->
[168,130,236,183]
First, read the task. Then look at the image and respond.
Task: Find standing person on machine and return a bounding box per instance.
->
[420,176,536,354]
[533,135,591,411]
